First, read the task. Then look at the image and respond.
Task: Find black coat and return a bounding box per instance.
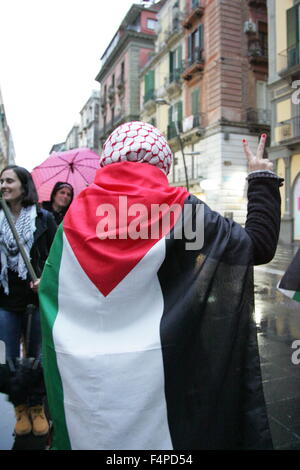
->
[0,206,57,312]
[31,207,57,277]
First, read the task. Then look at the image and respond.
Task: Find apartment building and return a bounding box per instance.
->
[96,1,165,148]
[65,125,80,151]
[79,90,100,153]
[140,0,269,222]
[268,0,300,243]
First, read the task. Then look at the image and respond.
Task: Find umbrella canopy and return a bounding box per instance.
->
[31,148,100,202]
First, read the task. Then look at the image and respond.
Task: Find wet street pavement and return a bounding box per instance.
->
[0,242,299,450]
[255,243,300,450]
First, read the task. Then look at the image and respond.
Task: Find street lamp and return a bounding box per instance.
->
[155,98,190,192]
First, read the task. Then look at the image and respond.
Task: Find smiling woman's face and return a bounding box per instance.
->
[0,169,23,204]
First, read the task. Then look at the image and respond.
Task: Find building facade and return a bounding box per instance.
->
[65,125,80,151]
[79,90,100,153]
[140,0,269,223]
[268,0,300,243]
[96,1,165,148]
[0,87,16,169]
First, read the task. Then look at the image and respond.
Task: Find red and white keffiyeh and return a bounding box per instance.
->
[100,121,172,175]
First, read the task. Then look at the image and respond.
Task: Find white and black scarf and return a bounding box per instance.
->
[0,205,37,294]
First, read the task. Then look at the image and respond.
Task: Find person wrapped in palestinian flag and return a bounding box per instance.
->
[39,122,283,450]
[278,248,300,302]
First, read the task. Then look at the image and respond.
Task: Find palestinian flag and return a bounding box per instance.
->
[278,248,300,302]
[39,161,272,450]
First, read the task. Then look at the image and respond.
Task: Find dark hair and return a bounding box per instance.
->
[0,165,39,207]
[50,182,74,206]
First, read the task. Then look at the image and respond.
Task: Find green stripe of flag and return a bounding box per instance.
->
[293,291,300,302]
[39,224,71,450]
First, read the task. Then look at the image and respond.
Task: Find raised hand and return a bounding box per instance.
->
[243,134,274,173]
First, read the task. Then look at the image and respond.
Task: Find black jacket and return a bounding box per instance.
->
[0,206,57,312]
[42,201,67,226]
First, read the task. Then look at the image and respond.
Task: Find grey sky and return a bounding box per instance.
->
[0,0,135,170]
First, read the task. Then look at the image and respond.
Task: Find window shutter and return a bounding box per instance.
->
[198,24,203,50]
[287,6,298,49]
[188,35,192,64]
[177,101,183,131]
[287,5,299,67]
[169,50,175,75]
[144,73,149,95]
[148,70,155,93]
[177,44,182,70]
[191,88,200,116]
[168,105,173,125]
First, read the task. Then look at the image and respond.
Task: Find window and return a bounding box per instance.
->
[191,88,200,121]
[147,18,158,31]
[121,62,125,82]
[169,45,182,82]
[144,70,155,103]
[168,101,183,139]
[258,22,268,57]
[188,25,203,65]
[287,4,300,67]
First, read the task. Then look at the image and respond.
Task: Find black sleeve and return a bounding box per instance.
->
[245,177,283,266]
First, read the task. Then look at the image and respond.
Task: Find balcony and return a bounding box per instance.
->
[183,1,205,30]
[277,116,300,143]
[182,49,204,80]
[278,43,300,79]
[116,75,125,96]
[165,69,183,98]
[100,96,107,114]
[246,108,271,125]
[182,113,206,134]
[143,89,156,114]
[167,120,183,140]
[108,85,115,106]
[248,41,268,65]
[247,0,266,7]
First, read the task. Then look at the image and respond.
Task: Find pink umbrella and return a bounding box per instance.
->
[31,148,100,202]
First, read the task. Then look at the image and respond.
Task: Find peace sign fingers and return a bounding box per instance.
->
[243,134,273,172]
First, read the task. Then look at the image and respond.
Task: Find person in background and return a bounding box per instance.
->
[42,182,74,225]
[278,247,300,302]
[0,165,57,437]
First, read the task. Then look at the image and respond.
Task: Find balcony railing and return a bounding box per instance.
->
[100,96,107,112]
[117,75,125,88]
[248,41,268,60]
[277,116,300,142]
[183,0,205,29]
[167,121,183,140]
[182,49,204,79]
[278,43,300,76]
[168,69,183,84]
[247,0,266,7]
[246,108,271,125]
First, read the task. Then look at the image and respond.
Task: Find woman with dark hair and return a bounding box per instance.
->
[0,165,57,438]
[42,182,74,225]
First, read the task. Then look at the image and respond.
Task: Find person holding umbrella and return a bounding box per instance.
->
[42,182,74,225]
[0,165,57,437]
